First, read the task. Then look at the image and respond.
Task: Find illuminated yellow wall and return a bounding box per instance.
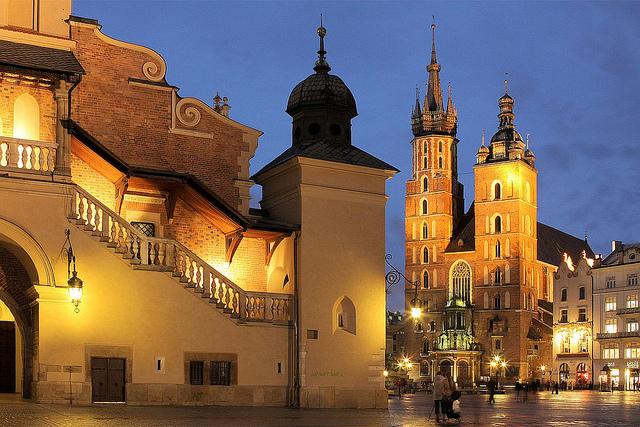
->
[0,0,71,38]
[70,154,116,210]
[0,86,56,142]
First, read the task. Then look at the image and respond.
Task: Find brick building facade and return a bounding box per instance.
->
[403,25,593,387]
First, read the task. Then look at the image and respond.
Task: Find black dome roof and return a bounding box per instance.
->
[286,72,357,117]
[490,127,523,143]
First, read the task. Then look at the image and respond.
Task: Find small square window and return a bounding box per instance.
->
[307,330,318,340]
[131,221,155,237]
[189,361,204,385]
[210,361,232,386]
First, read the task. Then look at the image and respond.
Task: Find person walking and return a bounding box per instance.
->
[442,371,455,420]
[488,377,497,404]
[515,381,521,401]
[432,371,445,423]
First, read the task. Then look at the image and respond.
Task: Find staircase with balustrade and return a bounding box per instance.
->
[68,185,292,326]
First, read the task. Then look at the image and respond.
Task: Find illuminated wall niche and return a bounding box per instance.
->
[13,93,40,140]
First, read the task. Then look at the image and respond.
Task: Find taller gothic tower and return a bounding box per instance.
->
[405,23,463,301]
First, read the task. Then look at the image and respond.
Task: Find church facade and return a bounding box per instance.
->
[403,25,593,387]
[0,0,393,407]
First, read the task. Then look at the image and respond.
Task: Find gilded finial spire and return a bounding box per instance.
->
[314,14,331,74]
[504,72,509,94]
[526,133,530,149]
[482,129,486,146]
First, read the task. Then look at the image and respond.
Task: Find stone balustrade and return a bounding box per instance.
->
[69,186,292,325]
[0,136,56,174]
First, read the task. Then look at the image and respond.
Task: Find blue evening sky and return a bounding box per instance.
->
[74,1,640,311]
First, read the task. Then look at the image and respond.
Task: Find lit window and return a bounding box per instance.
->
[626,345,640,359]
[628,295,639,309]
[562,335,570,353]
[578,335,588,353]
[605,318,617,334]
[629,274,638,287]
[561,288,567,302]
[606,277,616,289]
[627,320,639,332]
[603,344,619,359]
[605,297,616,312]
[578,307,587,322]
[560,309,568,323]
[579,286,586,300]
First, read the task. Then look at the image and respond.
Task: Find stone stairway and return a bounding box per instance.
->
[68,185,292,326]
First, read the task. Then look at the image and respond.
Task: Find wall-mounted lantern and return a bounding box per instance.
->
[64,229,84,313]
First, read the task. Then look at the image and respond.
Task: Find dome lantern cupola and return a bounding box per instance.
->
[286,19,357,147]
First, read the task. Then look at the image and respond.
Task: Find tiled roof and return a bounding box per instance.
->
[537,299,553,314]
[252,140,398,178]
[0,40,84,75]
[445,203,475,253]
[286,73,357,116]
[601,242,640,265]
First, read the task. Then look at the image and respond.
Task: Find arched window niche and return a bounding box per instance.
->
[334,296,356,335]
[492,181,502,200]
[13,93,40,140]
[450,260,472,303]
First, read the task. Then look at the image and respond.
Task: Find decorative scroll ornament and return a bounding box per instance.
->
[385,254,419,294]
[142,61,165,82]
[176,98,202,127]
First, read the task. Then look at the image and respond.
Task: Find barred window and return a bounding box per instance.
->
[131,221,155,237]
[189,361,204,385]
[210,361,232,386]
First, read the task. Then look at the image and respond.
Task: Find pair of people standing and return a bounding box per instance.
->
[432,370,456,423]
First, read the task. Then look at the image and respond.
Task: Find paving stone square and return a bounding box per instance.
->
[2,390,640,426]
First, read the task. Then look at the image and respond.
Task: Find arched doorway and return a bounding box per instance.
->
[440,360,453,378]
[457,360,470,388]
[576,363,588,389]
[0,245,38,398]
[559,363,570,382]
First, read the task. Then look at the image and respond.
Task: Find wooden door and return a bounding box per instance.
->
[0,321,16,393]
[91,357,125,402]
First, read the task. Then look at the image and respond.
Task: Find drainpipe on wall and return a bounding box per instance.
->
[290,230,300,408]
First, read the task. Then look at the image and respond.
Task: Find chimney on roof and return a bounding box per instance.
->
[612,240,623,253]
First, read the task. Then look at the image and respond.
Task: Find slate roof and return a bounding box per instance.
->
[537,222,594,266]
[601,242,640,265]
[537,299,553,314]
[0,40,84,76]
[252,140,398,178]
[527,317,552,340]
[444,205,594,268]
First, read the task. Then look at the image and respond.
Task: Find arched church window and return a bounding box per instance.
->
[495,240,501,258]
[450,261,472,303]
[13,93,39,140]
[422,222,429,239]
[423,156,428,169]
[438,156,443,168]
[439,141,443,153]
[423,270,429,289]
[423,176,428,192]
[422,199,428,215]
[423,247,429,264]
[494,182,502,200]
[494,267,502,284]
[494,294,501,309]
[494,216,502,233]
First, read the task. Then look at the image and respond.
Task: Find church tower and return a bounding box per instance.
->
[473,85,539,378]
[405,23,463,311]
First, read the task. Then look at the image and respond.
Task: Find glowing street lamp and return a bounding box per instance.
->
[64,230,84,313]
[411,306,422,319]
[383,370,389,378]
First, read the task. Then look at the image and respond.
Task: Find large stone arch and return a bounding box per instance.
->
[0,247,38,399]
[0,217,55,286]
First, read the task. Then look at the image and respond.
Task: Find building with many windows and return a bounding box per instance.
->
[593,242,640,391]
[403,24,593,388]
[0,0,395,407]
[553,254,593,389]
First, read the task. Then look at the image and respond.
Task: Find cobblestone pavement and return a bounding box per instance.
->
[2,390,640,426]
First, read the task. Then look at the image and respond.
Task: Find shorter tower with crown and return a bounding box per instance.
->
[254,21,397,409]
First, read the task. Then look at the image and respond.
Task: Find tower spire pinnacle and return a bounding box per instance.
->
[425,16,443,112]
[314,14,331,74]
[431,15,437,65]
[482,129,486,146]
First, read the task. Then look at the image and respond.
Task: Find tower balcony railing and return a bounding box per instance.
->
[0,135,57,175]
[616,307,640,316]
[596,331,640,340]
